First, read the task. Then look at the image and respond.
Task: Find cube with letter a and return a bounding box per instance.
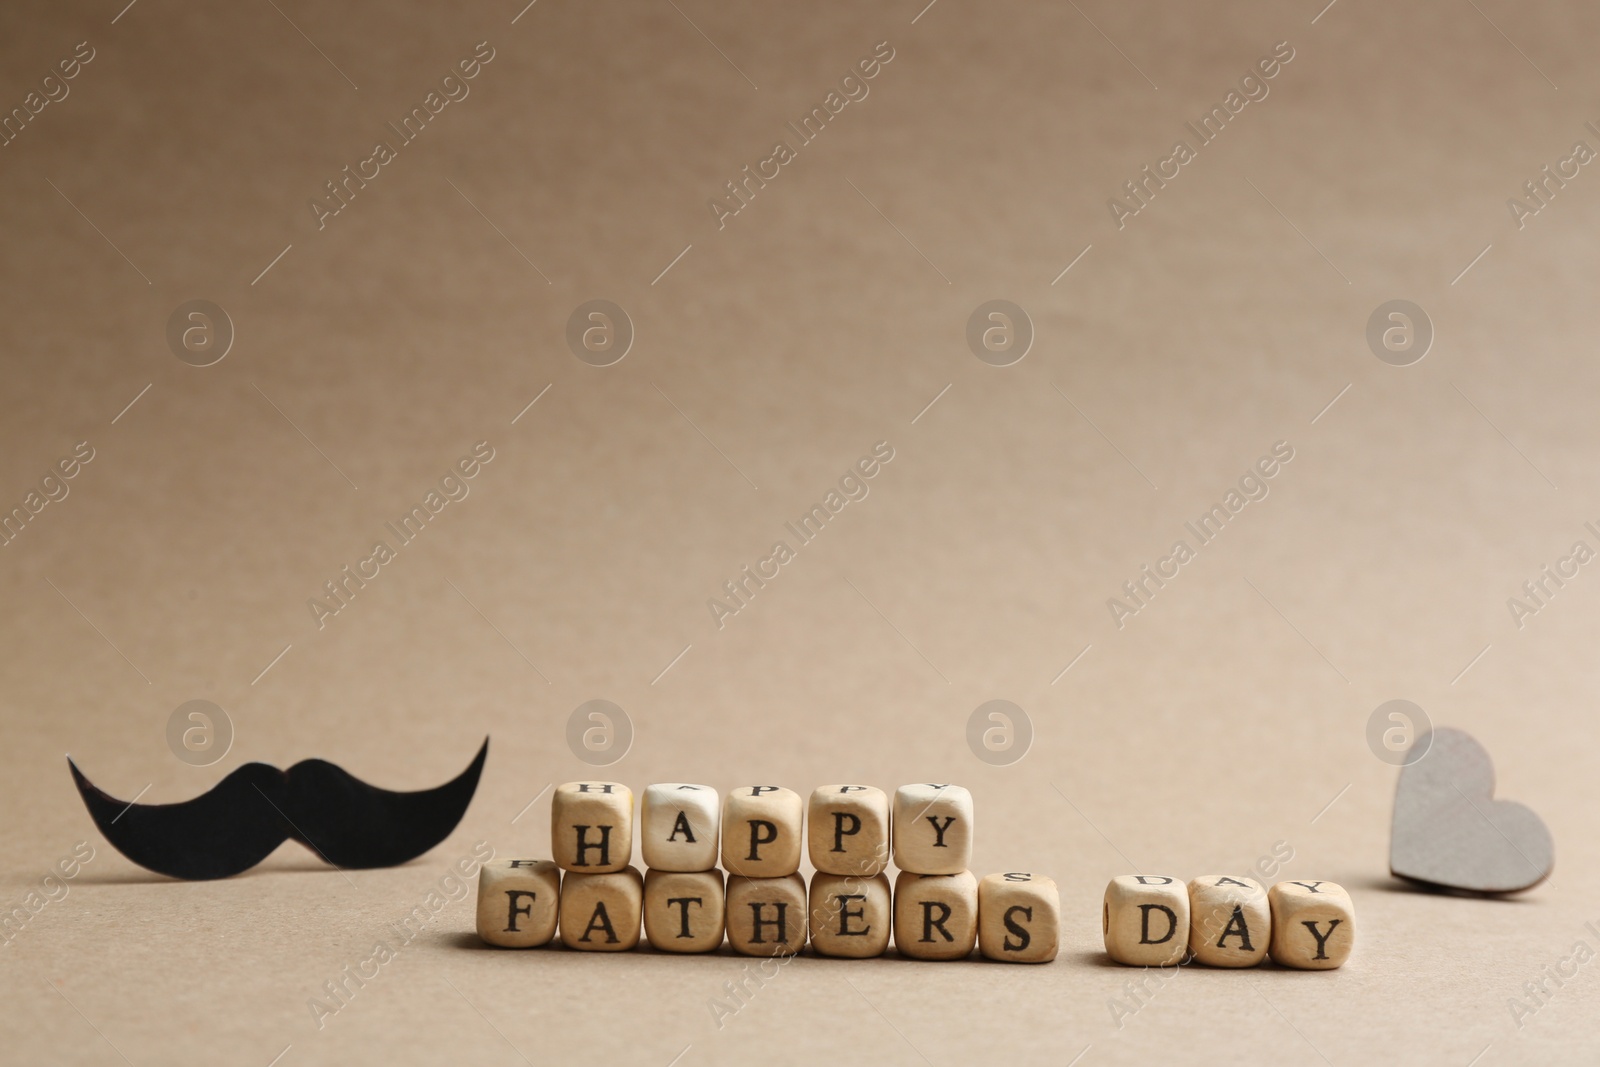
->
[1187,875,1270,967]
[641,783,719,872]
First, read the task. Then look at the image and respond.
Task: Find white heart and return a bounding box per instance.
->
[1390,727,1553,893]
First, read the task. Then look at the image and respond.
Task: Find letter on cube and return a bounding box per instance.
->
[978,872,1059,963]
[552,781,633,873]
[722,786,803,878]
[641,783,720,872]
[476,858,560,948]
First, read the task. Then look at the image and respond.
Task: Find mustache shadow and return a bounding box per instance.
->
[68,738,488,881]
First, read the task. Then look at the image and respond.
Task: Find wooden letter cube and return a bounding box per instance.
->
[641,783,720,872]
[644,869,725,953]
[892,784,973,875]
[721,786,802,878]
[808,785,889,877]
[893,870,978,960]
[809,872,891,958]
[726,874,808,956]
[475,858,560,948]
[1187,875,1270,967]
[1102,875,1188,967]
[559,867,642,951]
[1268,880,1354,969]
[978,872,1060,963]
[552,781,633,873]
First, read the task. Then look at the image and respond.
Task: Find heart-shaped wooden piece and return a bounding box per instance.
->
[1390,727,1552,893]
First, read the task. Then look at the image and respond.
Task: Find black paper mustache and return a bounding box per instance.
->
[67,738,488,880]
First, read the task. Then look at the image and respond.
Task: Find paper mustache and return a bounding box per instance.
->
[67,738,488,880]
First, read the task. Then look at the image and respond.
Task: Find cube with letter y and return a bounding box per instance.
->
[892,783,973,875]
[1268,880,1354,969]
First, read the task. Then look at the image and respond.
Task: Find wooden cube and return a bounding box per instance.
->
[1102,875,1188,967]
[892,784,973,875]
[1187,875,1270,967]
[726,874,808,956]
[552,781,633,874]
[808,785,890,877]
[559,867,643,951]
[1268,880,1355,969]
[894,870,978,960]
[644,869,725,953]
[721,786,803,878]
[809,872,892,958]
[978,872,1060,963]
[641,783,720,872]
[475,858,560,948]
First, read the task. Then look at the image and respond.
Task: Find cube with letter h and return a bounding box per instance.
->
[726,873,807,956]
[552,781,633,873]
[892,784,972,874]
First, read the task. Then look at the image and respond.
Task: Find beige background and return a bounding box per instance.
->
[3,0,1599,1063]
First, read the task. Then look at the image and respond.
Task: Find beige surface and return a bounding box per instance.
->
[3,0,1600,1062]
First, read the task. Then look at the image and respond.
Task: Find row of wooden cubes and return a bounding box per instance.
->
[478,861,1059,962]
[1104,875,1354,969]
[554,782,974,877]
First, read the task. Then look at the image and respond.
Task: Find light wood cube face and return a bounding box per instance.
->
[978,872,1060,963]
[721,786,803,878]
[809,873,891,958]
[559,867,643,951]
[641,783,720,872]
[476,859,560,948]
[1102,875,1189,967]
[892,784,973,875]
[1187,875,1270,967]
[808,785,890,877]
[1268,880,1354,969]
[894,870,978,960]
[552,782,633,873]
[644,869,725,953]
[726,874,808,956]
